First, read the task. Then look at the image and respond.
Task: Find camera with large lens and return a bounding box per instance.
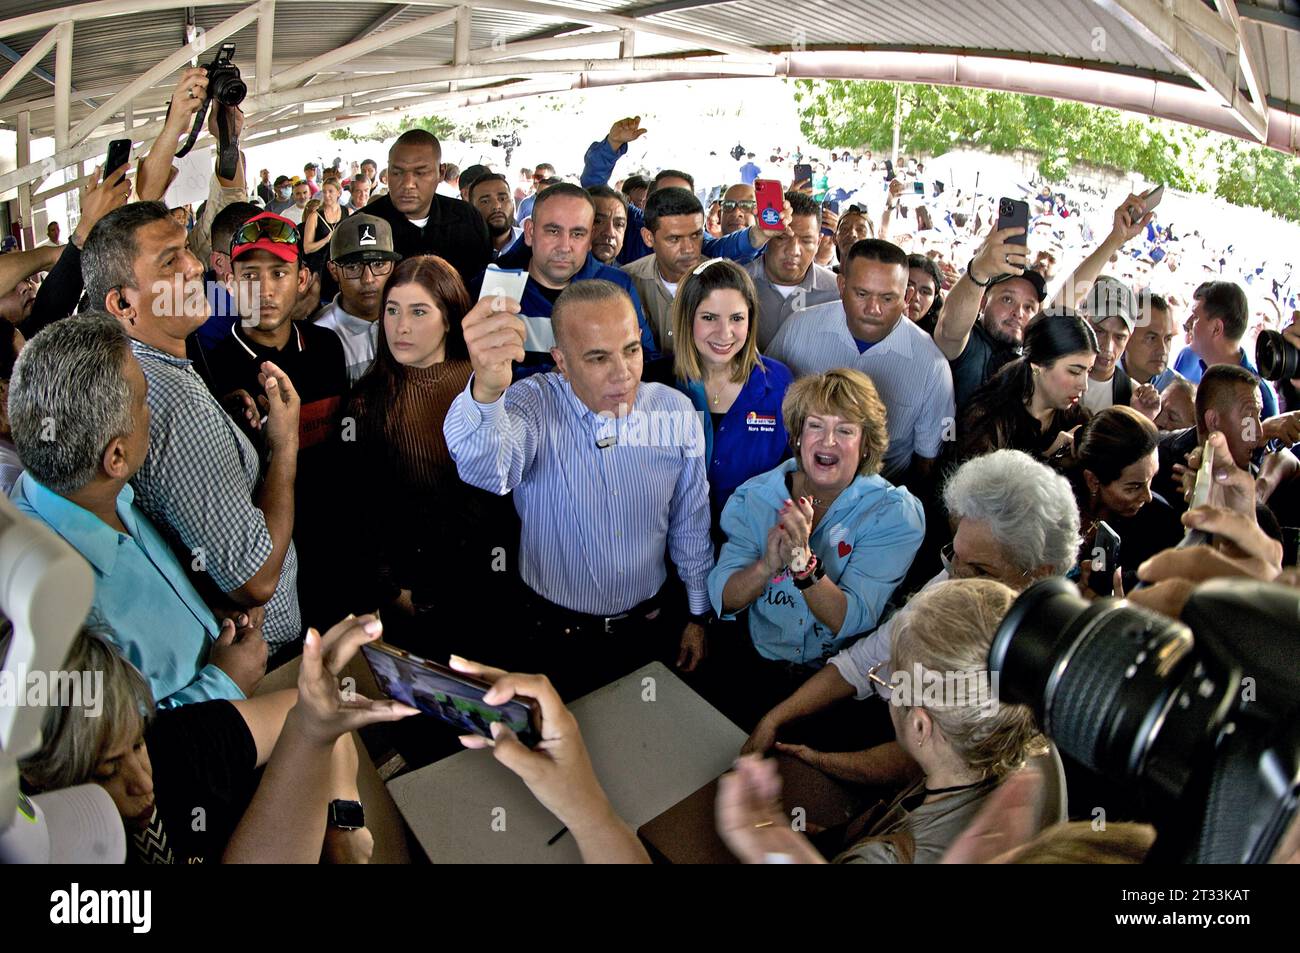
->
[1256,329,1300,382]
[990,576,1299,863]
[175,42,244,179]
[205,42,246,107]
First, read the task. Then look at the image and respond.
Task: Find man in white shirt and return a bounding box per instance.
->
[313,214,400,383]
[768,238,955,483]
[280,182,311,226]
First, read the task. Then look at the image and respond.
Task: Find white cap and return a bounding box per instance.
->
[0,785,125,864]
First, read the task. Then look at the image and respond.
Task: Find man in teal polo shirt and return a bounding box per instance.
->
[7,313,266,706]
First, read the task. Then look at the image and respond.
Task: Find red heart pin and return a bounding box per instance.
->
[838,541,852,558]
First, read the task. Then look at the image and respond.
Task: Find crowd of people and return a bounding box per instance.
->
[2,69,1299,865]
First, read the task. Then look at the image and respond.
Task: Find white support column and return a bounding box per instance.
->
[53,22,73,152]
[621,29,635,60]
[256,0,276,95]
[451,5,471,92]
[17,110,33,249]
[123,102,133,132]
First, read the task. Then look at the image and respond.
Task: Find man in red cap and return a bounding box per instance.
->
[207,212,350,629]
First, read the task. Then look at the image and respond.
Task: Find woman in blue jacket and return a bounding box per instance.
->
[707,369,926,725]
[672,258,794,540]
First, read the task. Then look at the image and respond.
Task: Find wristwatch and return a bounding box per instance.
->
[792,557,826,591]
[327,799,365,831]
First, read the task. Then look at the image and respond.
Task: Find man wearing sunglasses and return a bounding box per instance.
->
[316,214,403,383]
[719,184,757,235]
[210,211,350,629]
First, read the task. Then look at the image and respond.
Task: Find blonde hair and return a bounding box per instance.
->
[890,579,1046,781]
[1007,822,1156,864]
[671,259,762,385]
[19,627,154,793]
[782,368,889,476]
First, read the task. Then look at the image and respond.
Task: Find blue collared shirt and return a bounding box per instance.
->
[10,474,241,708]
[678,357,793,520]
[444,372,714,616]
[1173,345,1277,417]
[129,340,301,647]
[468,248,661,375]
[708,459,925,665]
[580,139,762,266]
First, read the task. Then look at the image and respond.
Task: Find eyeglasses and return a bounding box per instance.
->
[233,217,300,251]
[337,259,394,280]
[721,200,756,212]
[939,542,1031,581]
[865,662,892,693]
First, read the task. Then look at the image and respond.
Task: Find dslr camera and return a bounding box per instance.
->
[1256,329,1299,382]
[175,42,245,179]
[991,577,1299,863]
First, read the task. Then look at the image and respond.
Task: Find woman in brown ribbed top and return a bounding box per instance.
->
[345,255,504,647]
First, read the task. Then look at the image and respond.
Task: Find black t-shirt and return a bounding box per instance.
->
[138,700,258,864]
[950,320,1019,411]
[536,282,564,305]
[204,321,348,453]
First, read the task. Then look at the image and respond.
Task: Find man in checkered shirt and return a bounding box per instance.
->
[82,202,303,651]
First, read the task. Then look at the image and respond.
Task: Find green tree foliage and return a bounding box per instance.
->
[330,113,456,144]
[1212,136,1300,222]
[793,78,1300,222]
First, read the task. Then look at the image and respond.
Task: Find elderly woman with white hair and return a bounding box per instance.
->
[717,578,1049,864]
[743,448,1080,758]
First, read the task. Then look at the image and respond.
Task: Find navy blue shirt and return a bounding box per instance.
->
[469,242,661,379]
[678,356,794,526]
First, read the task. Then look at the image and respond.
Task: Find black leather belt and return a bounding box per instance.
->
[528,592,662,638]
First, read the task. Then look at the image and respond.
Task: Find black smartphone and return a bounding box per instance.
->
[1091,520,1121,597]
[361,641,543,747]
[103,138,131,184]
[912,181,925,195]
[792,163,813,192]
[997,196,1030,247]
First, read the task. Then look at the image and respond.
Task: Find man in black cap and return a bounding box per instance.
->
[314,213,403,383]
[933,225,1048,408]
[266,175,295,215]
[364,130,492,280]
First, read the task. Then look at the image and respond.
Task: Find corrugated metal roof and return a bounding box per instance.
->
[0,0,1296,153]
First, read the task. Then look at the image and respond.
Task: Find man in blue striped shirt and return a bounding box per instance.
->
[445,280,714,697]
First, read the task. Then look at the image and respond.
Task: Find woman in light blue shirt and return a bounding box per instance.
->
[708,368,925,722]
[671,259,793,538]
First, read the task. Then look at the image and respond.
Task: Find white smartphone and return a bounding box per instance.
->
[478,264,527,305]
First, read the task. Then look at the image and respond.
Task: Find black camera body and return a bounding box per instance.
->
[175,42,244,180]
[205,42,246,107]
[991,577,1299,863]
[1257,329,1299,382]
